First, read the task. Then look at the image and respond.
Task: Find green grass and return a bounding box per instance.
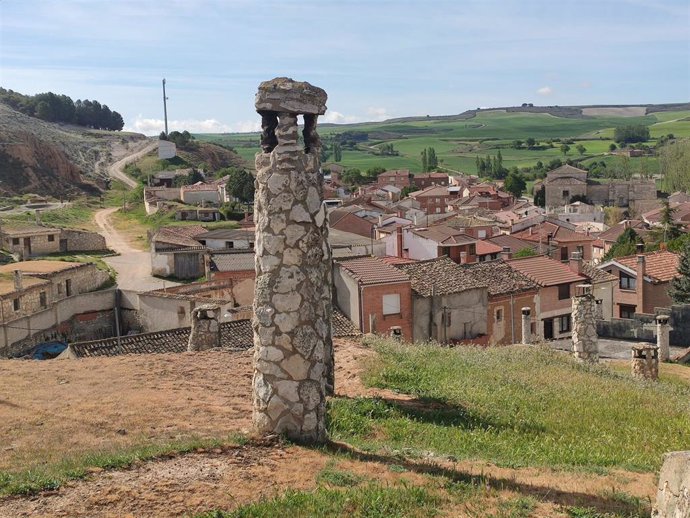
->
[328,340,690,472]
[1,198,102,230]
[197,484,442,518]
[198,109,689,174]
[317,462,366,487]
[0,435,244,497]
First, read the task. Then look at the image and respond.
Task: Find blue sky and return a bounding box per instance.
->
[1,0,688,135]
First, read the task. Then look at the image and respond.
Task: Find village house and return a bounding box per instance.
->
[150,225,207,279]
[396,257,488,344]
[507,254,588,340]
[412,172,449,190]
[206,251,255,306]
[595,220,649,257]
[598,249,680,317]
[0,222,60,256]
[376,169,412,189]
[642,201,690,228]
[195,228,255,250]
[409,185,461,214]
[513,219,596,262]
[175,207,223,222]
[333,256,413,339]
[543,164,656,212]
[460,260,540,345]
[384,225,478,264]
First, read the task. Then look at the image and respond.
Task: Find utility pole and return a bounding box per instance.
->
[162,78,169,136]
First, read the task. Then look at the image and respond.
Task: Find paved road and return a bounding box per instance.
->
[95,207,178,292]
[108,141,157,188]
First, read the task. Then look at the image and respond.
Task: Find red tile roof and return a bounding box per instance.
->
[507,255,586,287]
[514,221,595,243]
[616,250,680,283]
[337,256,410,286]
[380,256,418,265]
[475,240,503,256]
[411,225,476,245]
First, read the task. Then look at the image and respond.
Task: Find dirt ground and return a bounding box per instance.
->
[0,340,659,517]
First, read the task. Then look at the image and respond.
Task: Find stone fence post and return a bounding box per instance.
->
[631,343,659,381]
[187,304,221,351]
[572,284,598,362]
[251,78,332,443]
[657,315,670,362]
[521,307,531,345]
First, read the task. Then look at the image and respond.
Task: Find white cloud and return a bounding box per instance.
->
[536,86,553,96]
[125,115,260,135]
[366,106,391,121]
[323,111,359,124]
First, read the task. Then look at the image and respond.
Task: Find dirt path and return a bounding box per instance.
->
[107,140,156,188]
[94,207,178,292]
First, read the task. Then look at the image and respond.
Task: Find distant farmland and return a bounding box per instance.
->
[196,105,690,176]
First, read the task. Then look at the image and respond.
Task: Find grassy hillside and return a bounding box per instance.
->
[197,106,690,177]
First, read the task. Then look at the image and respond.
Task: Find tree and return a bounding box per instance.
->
[225,168,255,203]
[560,144,570,156]
[511,140,523,149]
[525,137,536,148]
[332,142,342,162]
[615,155,633,180]
[533,184,546,207]
[658,199,683,242]
[575,144,587,156]
[427,147,438,170]
[504,171,526,198]
[660,139,690,193]
[514,247,537,258]
[420,149,428,172]
[609,143,617,152]
[603,228,641,261]
[670,242,690,304]
[342,168,365,186]
[614,125,650,144]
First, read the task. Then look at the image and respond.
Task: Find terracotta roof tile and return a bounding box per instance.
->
[582,263,617,283]
[66,310,359,358]
[338,256,410,286]
[507,255,587,287]
[616,250,680,283]
[396,256,486,296]
[211,252,255,272]
[153,225,207,249]
[460,260,539,296]
[475,240,503,256]
[411,225,476,245]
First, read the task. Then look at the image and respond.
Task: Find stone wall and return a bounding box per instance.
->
[59,229,107,252]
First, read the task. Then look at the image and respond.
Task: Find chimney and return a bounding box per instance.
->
[378,214,384,227]
[396,227,403,258]
[13,270,22,291]
[636,243,645,254]
[500,246,512,261]
[547,232,554,245]
[636,252,645,314]
[569,251,583,274]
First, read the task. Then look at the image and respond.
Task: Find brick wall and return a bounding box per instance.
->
[360,282,413,339]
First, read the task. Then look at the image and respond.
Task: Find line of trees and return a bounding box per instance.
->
[475,150,507,179]
[614,124,650,144]
[0,88,124,130]
[420,147,438,172]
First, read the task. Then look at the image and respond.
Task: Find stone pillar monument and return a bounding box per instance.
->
[251,78,332,443]
[657,315,670,362]
[571,284,598,362]
[631,343,659,381]
[653,451,690,517]
[521,307,531,345]
[187,304,221,351]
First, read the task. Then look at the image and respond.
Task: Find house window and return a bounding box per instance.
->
[435,208,441,214]
[57,283,63,295]
[382,294,401,315]
[11,238,19,245]
[65,279,72,297]
[561,247,569,261]
[558,314,571,333]
[558,284,570,300]
[225,241,234,249]
[495,308,503,322]
[576,245,584,256]
[619,272,636,290]
[13,298,20,311]
[563,190,570,199]
[249,242,255,249]
[469,244,476,255]
[620,305,636,319]
[478,230,486,239]
[48,235,55,242]
[39,291,47,308]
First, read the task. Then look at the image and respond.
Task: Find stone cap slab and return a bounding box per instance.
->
[255,77,327,115]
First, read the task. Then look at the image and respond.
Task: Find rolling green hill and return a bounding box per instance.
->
[196,104,690,177]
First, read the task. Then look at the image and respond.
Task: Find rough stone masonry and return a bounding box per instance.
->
[251,77,333,443]
[572,284,599,362]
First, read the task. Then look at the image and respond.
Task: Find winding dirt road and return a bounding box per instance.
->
[108,140,157,188]
[95,207,177,292]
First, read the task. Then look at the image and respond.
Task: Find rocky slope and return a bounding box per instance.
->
[0,103,149,196]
